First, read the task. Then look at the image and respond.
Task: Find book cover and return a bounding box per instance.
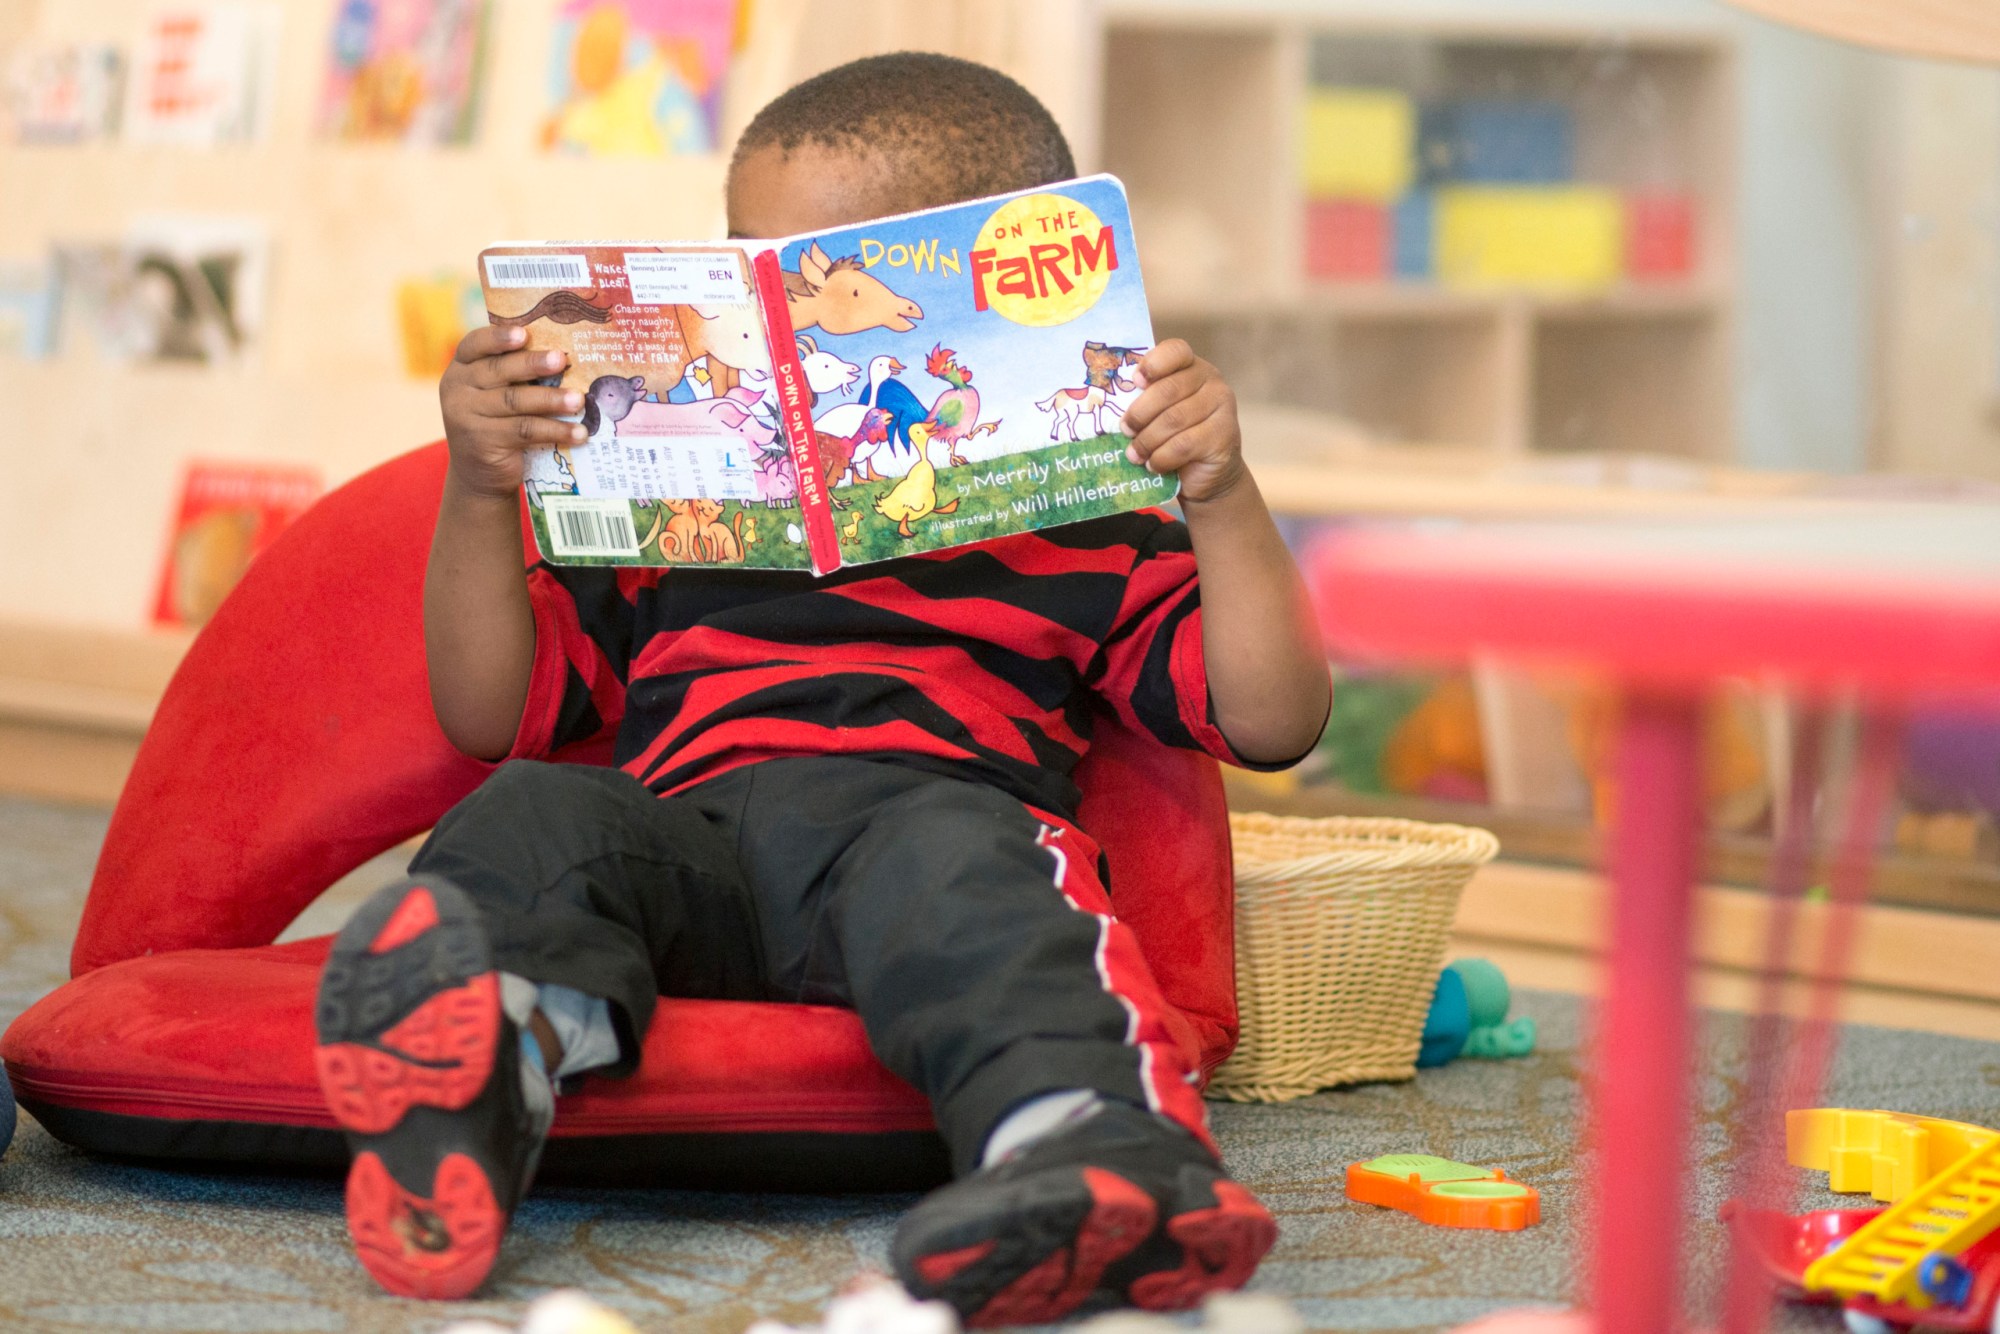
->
[479,244,796,566]
[479,173,1166,574]
[395,271,485,377]
[151,461,323,627]
[541,0,736,156]
[317,0,491,145]
[3,43,124,144]
[125,3,283,147]
[0,261,60,360]
[51,216,269,364]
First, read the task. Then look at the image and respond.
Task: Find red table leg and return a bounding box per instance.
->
[1590,691,1705,1334]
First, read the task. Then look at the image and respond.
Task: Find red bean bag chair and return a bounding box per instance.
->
[1,443,1240,1191]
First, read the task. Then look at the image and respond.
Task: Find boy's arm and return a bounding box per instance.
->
[1120,340,1331,765]
[427,324,585,760]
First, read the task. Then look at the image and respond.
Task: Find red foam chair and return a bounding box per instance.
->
[2,444,1240,1190]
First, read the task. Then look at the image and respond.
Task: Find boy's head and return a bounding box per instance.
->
[727,52,1076,240]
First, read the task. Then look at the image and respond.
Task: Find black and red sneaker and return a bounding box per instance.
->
[890,1102,1277,1326]
[313,877,545,1300]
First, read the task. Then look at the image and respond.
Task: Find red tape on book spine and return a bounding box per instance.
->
[752,250,842,575]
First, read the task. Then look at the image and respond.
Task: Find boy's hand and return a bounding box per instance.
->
[439,325,586,499]
[1119,339,1246,505]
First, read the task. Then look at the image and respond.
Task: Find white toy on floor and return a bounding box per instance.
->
[1075,1292,1305,1333]
[435,1289,643,1334]
[745,1273,959,1334]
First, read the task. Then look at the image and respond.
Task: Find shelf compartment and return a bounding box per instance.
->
[1166,308,1506,451]
[1102,23,1296,299]
[1532,310,1729,456]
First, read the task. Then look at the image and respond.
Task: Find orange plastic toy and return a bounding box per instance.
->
[1346,1154,1541,1231]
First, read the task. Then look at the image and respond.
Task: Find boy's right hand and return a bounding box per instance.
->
[439,325,587,499]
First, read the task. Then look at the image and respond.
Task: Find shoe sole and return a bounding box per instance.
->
[314,880,507,1300]
[904,1159,1279,1325]
[1129,1174,1278,1311]
[907,1165,1158,1327]
[345,1149,502,1300]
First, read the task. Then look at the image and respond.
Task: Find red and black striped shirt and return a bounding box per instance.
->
[508,509,1259,816]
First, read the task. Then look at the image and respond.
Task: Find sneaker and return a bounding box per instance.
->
[313,877,546,1299]
[890,1102,1276,1326]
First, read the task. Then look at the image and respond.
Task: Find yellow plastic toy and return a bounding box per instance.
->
[1788,1108,2000,1309]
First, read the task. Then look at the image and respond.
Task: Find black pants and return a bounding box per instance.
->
[407,756,1205,1174]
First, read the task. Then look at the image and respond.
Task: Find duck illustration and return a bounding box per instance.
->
[840,508,863,543]
[872,420,959,539]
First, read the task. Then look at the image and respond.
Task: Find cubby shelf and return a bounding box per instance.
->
[1099,10,1737,460]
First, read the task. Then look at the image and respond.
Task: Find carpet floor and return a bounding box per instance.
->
[3,795,1997,1334]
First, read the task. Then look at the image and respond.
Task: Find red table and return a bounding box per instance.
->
[1311,507,2000,1334]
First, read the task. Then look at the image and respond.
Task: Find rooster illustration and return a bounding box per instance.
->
[917,344,1002,467]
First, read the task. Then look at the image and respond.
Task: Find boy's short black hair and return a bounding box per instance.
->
[732,52,1077,209]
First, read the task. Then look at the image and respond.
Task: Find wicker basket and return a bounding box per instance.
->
[1208,813,1500,1103]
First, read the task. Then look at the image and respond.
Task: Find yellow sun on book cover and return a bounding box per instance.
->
[974,192,1114,327]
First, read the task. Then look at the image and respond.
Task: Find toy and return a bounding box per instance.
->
[1075,1292,1305,1333]
[1418,957,1537,1068]
[1724,1202,2000,1332]
[1418,965,1471,1067]
[438,1288,644,1334]
[1788,1109,1997,1205]
[1,1064,12,1158]
[1345,1153,1540,1231]
[1723,1109,2000,1331]
[746,1273,958,1334]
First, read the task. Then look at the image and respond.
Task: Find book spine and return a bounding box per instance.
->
[750,248,841,575]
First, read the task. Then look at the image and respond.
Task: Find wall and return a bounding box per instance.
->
[1873,60,2000,480]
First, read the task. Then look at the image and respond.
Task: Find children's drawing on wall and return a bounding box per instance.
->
[317,0,491,145]
[542,0,737,156]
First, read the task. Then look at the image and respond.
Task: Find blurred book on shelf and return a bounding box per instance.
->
[152,461,322,628]
[124,2,283,147]
[51,215,269,365]
[3,42,124,145]
[316,0,491,145]
[0,261,60,360]
[541,0,737,155]
[394,271,483,377]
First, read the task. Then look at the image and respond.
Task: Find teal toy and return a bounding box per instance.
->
[1418,958,1537,1068]
[1417,966,1471,1067]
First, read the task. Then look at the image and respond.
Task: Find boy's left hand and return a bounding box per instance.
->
[1120,339,1246,505]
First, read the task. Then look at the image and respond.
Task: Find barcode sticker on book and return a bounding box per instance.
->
[543,495,639,558]
[484,254,590,289]
[625,251,745,305]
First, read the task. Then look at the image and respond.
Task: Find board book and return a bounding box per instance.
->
[477,173,1169,575]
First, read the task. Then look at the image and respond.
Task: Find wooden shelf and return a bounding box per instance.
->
[0,618,188,806]
[1103,13,1737,460]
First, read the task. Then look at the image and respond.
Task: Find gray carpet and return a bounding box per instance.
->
[3,795,1997,1333]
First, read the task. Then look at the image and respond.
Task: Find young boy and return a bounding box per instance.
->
[312,52,1330,1325]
